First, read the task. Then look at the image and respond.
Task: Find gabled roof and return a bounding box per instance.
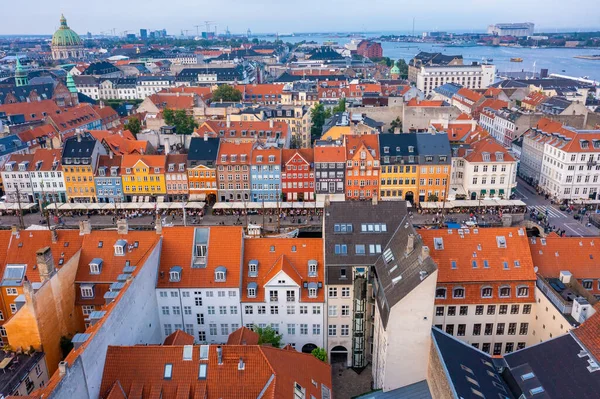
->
[157,227,243,289]
[3,230,83,284]
[344,134,379,159]
[148,93,195,110]
[242,238,324,303]
[121,155,166,170]
[163,330,195,346]
[99,344,332,399]
[313,145,345,163]
[227,326,259,345]
[17,125,58,145]
[251,147,281,165]
[281,148,314,165]
[96,154,122,171]
[30,148,63,171]
[216,141,254,165]
[462,138,515,163]
[529,236,600,279]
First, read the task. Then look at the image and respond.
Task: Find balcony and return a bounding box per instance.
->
[269,296,279,302]
[286,296,295,302]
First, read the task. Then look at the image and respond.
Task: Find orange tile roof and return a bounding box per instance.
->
[529,236,600,279]
[419,227,536,284]
[282,148,314,165]
[160,87,212,100]
[97,154,122,170]
[121,155,166,170]
[349,83,382,94]
[3,230,83,284]
[456,88,483,103]
[522,91,548,107]
[163,330,195,346]
[156,226,244,289]
[17,125,58,145]
[241,238,324,303]
[573,305,600,361]
[313,145,345,162]
[478,98,509,112]
[0,100,61,122]
[104,135,148,156]
[94,105,119,121]
[99,344,332,399]
[227,326,259,345]
[234,84,284,97]
[48,104,100,133]
[456,113,471,121]
[484,87,503,97]
[75,231,161,284]
[251,147,281,164]
[344,134,379,159]
[407,98,445,107]
[0,231,13,276]
[148,94,195,110]
[30,148,63,171]
[216,141,255,165]
[463,138,515,162]
[198,120,289,140]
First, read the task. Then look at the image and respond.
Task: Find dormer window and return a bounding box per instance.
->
[256,155,263,163]
[496,236,507,248]
[499,286,511,298]
[481,287,493,298]
[89,258,103,274]
[80,285,94,298]
[215,266,227,282]
[248,260,258,277]
[433,237,444,250]
[221,155,227,162]
[240,154,247,162]
[482,153,491,162]
[453,287,465,298]
[268,155,275,163]
[247,283,257,298]
[154,167,160,173]
[384,146,389,154]
[178,164,185,172]
[114,240,126,256]
[168,163,174,172]
[231,155,237,162]
[126,168,132,174]
[308,260,317,277]
[435,287,446,299]
[169,266,182,282]
[98,168,105,177]
[307,283,318,298]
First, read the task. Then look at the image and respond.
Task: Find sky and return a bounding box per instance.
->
[3,0,599,35]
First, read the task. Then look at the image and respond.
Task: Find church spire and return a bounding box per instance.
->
[15,57,28,87]
[66,72,77,93]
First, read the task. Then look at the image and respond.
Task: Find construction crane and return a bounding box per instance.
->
[194,25,201,37]
[121,30,130,38]
[204,20,215,35]
[181,29,192,37]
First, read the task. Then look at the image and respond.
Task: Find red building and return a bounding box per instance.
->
[281,148,315,201]
[356,40,383,59]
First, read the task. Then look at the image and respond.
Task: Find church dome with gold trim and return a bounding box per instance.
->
[51,14,85,60]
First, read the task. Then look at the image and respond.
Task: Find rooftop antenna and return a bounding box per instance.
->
[412,17,415,37]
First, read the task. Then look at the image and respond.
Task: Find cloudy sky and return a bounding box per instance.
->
[3,0,599,35]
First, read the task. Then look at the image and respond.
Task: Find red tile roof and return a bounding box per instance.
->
[163,330,195,346]
[17,125,58,146]
[156,226,244,289]
[30,149,63,171]
[148,94,195,110]
[456,88,483,103]
[216,141,255,165]
[99,344,332,399]
[197,120,289,141]
[282,148,314,165]
[75,231,161,284]
[234,84,284,97]
[477,98,509,112]
[407,98,445,107]
[251,147,281,164]
[48,104,100,134]
[227,326,259,345]
[573,305,600,362]
[97,154,122,170]
[529,236,600,279]
[160,87,212,100]
[0,100,61,122]
[344,134,380,160]
[420,227,536,283]
[3,230,84,284]
[241,238,324,303]
[522,91,548,107]
[103,135,148,156]
[463,138,515,162]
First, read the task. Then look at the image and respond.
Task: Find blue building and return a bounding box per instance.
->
[250,147,281,202]
[94,154,124,203]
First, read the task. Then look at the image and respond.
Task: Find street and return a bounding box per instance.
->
[514,177,600,237]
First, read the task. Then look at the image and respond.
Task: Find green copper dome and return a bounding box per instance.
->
[52,14,83,47]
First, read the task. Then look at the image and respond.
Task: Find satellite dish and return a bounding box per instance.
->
[534,266,539,273]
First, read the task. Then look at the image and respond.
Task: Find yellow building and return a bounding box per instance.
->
[321,112,380,142]
[62,133,105,203]
[121,155,167,202]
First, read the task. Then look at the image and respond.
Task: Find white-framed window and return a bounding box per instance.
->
[80,286,94,298]
[328,305,337,317]
[10,303,17,314]
[499,286,511,297]
[435,287,446,299]
[215,270,226,282]
[328,325,336,336]
[308,287,317,298]
[6,288,18,296]
[516,286,529,297]
[453,287,465,298]
[82,305,95,316]
[247,287,256,298]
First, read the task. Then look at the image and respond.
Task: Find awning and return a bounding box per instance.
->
[189,194,206,201]
[499,189,505,195]
[185,202,205,209]
[480,189,487,194]
[490,189,496,195]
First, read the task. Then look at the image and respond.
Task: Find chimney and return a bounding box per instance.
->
[269,119,274,129]
[117,219,128,235]
[406,234,415,253]
[36,247,55,282]
[155,214,162,235]
[217,346,223,365]
[76,129,82,142]
[204,132,208,141]
[11,225,19,238]
[226,114,231,128]
[51,227,58,243]
[23,279,35,305]
[58,361,67,377]
[421,245,430,260]
[164,138,170,155]
[79,220,91,235]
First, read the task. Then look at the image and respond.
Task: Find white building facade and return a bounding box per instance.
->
[416,64,496,96]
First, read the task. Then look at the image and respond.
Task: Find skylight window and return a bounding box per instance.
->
[200,345,209,360]
[521,372,535,381]
[530,387,545,395]
[164,364,173,380]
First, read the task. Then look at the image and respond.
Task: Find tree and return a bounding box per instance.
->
[332,98,346,114]
[310,103,331,140]
[388,116,402,133]
[311,347,328,362]
[212,85,243,102]
[427,194,439,202]
[255,326,282,348]
[163,108,198,135]
[124,116,141,135]
[396,59,409,79]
